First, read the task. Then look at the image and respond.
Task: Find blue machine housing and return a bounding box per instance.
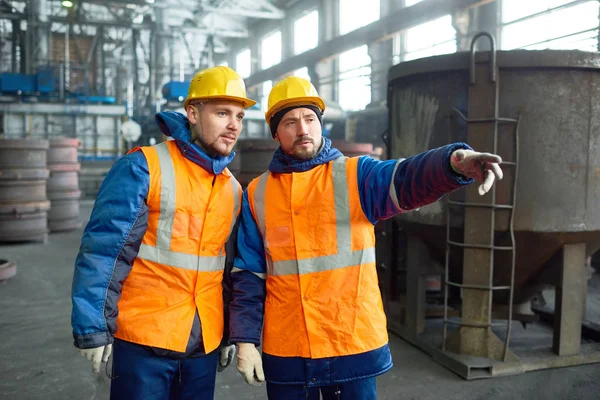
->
[162,81,190,102]
[0,66,116,104]
[0,73,36,93]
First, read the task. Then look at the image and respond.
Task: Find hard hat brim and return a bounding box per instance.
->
[266,97,326,123]
[184,95,257,110]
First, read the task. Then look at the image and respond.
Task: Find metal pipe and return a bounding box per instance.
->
[132,29,139,119]
[65,27,70,92]
[11,20,19,73]
[32,0,49,69]
[101,28,107,96]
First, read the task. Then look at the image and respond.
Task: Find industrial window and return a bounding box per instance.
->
[501,0,599,51]
[236,49,251,79]
[261,80,273,112]
[218,61,229,67]
[294,10,319,55]
[403,15,457,62]
[261,31,282,70]
[338,45,371,111]
[294,67,311,81]
[339,0,380,35]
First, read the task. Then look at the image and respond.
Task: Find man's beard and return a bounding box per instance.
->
[290,137,320,160]
[292,146,317,160]
[192,127,234,157]
[199,135,233,157]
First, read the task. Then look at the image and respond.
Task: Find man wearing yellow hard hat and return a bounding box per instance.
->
[71,65,255,399]
[228,76,504,399]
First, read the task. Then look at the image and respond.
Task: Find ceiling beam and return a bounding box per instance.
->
[202,6,284,19]
[244,0,493,87]
[0,12,248,37]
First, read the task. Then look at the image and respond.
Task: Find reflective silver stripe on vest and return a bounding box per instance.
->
[253,156,376,277]
[389,158,402,211]
[252,172,271,278]
[225,178,242,243]
[138,244,226,272]
[253,172,269,240]
[155,142,176,250]
[136,142,227,272]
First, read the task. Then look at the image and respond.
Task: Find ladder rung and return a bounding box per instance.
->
[447,240,513,251]
[451,108,519,124]
[462,117,518,123]
[447,200,513,209]
[443,319,507,328]
[446,281,511,291]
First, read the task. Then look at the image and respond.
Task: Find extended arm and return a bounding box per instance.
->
[357,143,474,223]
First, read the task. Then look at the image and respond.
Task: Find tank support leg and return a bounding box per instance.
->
[553,243,587,356]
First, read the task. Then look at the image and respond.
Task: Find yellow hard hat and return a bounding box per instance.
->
[184,66,257,110]
[265,76,326,123]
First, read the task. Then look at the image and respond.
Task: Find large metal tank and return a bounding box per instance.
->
[47,138,82,232]
[387,44,600,308]
[0,139,50,243]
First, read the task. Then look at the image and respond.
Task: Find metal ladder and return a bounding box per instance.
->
[442,32,521,362]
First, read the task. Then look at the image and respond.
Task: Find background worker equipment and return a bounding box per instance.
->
[265,76,326,124]
[184,66,256,110]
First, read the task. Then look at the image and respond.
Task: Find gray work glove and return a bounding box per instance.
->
[217,344,236,372]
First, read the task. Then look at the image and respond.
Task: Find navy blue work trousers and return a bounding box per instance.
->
[109,339,218,400]
[266,377,377,400]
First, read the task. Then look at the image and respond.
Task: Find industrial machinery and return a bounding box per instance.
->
[0,66,116,104]
[161,80,190,104]
[380,32,600,379]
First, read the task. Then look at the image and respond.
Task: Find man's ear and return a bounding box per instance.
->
[186,106,198,124]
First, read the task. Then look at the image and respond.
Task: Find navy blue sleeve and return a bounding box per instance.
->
[221,215,240,346]
[71,150,149,349]
[357,143,474,224]
[228,190,266,346]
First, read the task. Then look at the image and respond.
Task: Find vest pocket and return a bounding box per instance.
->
[266,226,292,248]
[119,285,168,317]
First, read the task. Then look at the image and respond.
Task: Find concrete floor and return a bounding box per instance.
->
[1,201,600,400]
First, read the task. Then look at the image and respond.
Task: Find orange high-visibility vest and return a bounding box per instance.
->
[247,156,388,359]
[115,141,242,353]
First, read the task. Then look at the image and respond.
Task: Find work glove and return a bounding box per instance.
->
[77,344,112,373]
[450,149,503,195]
[217,344,236,372]
[236,343,265,386]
